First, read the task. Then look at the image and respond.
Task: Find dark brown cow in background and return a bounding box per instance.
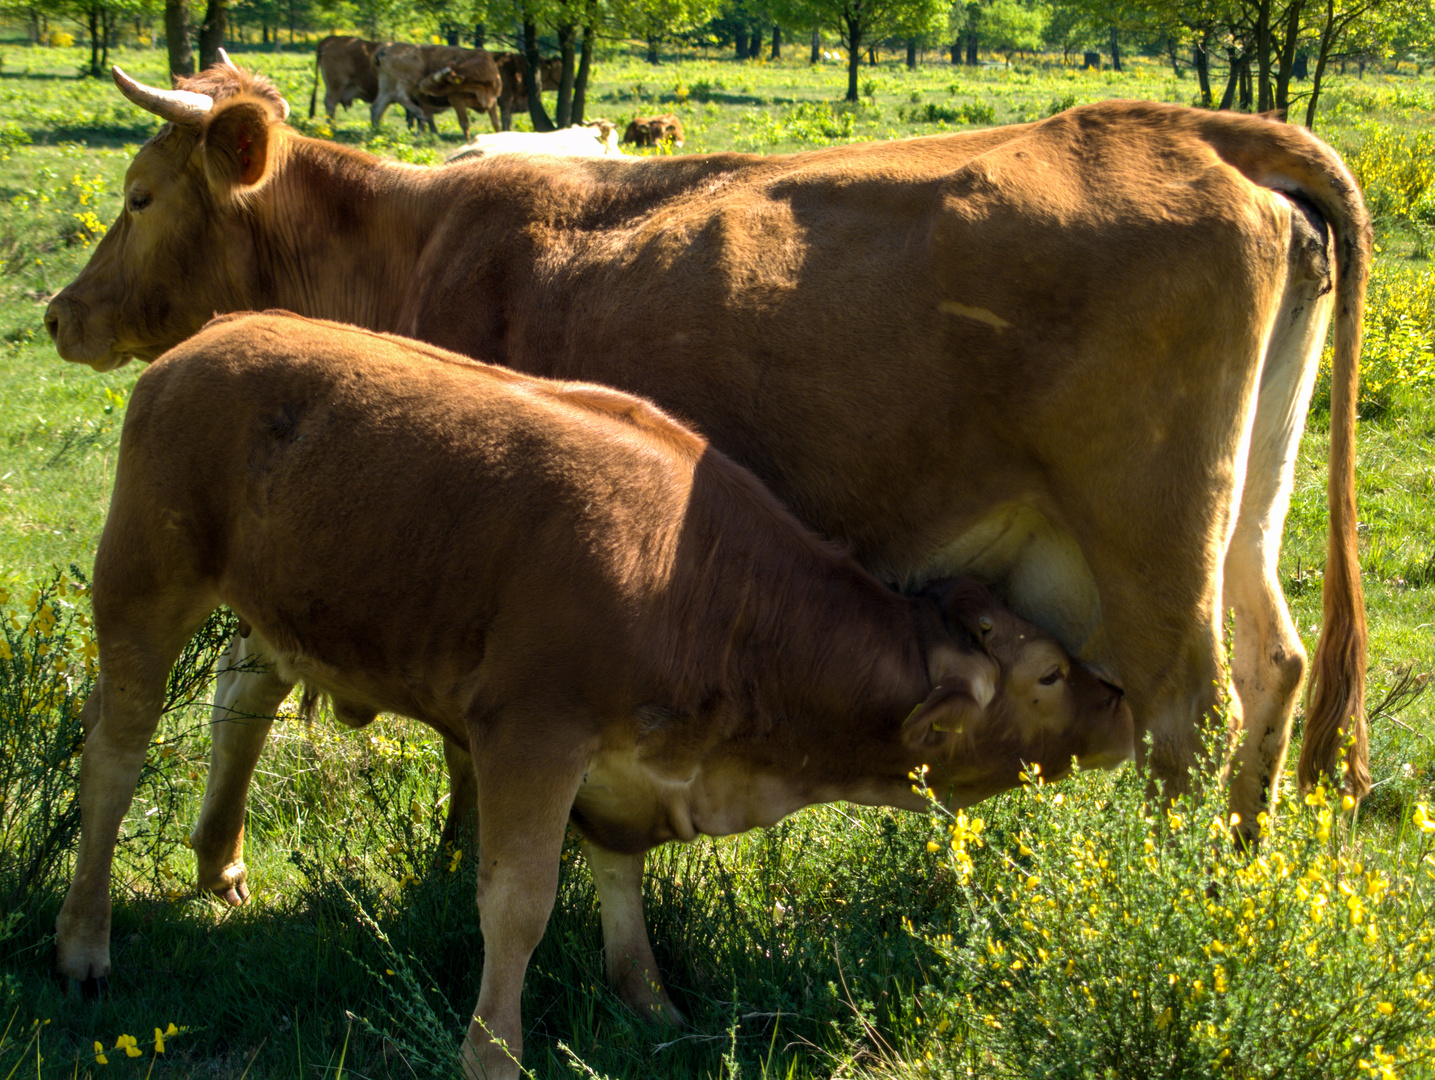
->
[46,63,1371,921]
[372,42,501,139]
[307,35,383,122]
[623,112,685,148]
[54,312,1134,1079]
[492,51,563,131]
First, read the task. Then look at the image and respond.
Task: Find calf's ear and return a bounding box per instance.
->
[202,99,274,194]
[901,654,996,752]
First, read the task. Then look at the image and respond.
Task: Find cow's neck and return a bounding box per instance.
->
[251,139,448,333]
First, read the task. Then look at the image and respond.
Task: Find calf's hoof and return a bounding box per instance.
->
[209,881,250,907]
[54,969,109,1000]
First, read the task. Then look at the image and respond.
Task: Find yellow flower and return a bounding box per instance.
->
[94,1041,109,1065]
[1343,794,1357,812]
[1306,785,1328,808]
[116,1033,142,1057]
[1414,804,1435,834]
[1377,1001,1394,1016]
[926,840,939,853]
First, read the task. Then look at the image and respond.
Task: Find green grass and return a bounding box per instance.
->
[1,35,1434,1079]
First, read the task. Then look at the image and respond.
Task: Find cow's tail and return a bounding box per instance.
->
[1207,114,1372,799]
[309,40,321,119]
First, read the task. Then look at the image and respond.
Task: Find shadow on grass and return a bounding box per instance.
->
[26,124,159,147]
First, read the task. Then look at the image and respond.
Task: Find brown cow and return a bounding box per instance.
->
[623,112,685,148]
[45,63,1371,866]
[492,51,564,131]
[307,35,383,122]
[371,41,501,139]
[53,312,1134,1079]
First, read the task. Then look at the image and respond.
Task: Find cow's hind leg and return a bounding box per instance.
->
[463,716,593,1080]
[440,735,478,846]
[583,844,685,1025]
[1225,272,1333,835]
[189,630,295,904]
[55,594,215,989]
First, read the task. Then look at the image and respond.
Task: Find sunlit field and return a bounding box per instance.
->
[1,34,1433,1079]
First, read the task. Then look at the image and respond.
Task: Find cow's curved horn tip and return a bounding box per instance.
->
[218,47,239,71]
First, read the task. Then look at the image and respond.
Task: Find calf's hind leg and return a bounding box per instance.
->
[463,718,594,1080]
[583,844,685,1024]
[189,630,295,905]
[55,595,215,989]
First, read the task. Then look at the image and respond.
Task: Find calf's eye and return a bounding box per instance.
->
[128,191,152,213]
[1037,667,1062,686]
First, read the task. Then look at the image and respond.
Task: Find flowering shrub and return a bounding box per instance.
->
[904,750,1435,1078]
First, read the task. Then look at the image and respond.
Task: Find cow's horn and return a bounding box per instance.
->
[215,48,291,121]
[112,66,213,125]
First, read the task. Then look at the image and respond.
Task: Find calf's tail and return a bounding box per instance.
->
[1206,114,1372,799]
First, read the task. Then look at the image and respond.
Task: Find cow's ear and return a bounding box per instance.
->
[202,98,273,193]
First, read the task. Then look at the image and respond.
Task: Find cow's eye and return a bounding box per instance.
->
[1037,667,1062,686]
[128,191,152,213]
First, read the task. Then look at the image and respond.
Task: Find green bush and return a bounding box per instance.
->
[901,745,1435,1079]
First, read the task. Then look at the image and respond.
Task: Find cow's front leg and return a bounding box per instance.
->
[463,727,592,1080]
[189,631,294,905]
[487,101,501,132]
[453,101,471,141]
[583,843,685,1025]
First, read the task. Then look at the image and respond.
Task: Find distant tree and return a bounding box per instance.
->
[778,0,946,99]
[197,0,227,65]
[981,0,1046,64]
[614,0,721,63]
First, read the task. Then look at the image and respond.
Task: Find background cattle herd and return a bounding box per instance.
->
[0,19,1433,1080]
[314,34,684,151]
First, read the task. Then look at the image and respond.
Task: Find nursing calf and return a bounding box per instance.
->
[55,314,1132,1079]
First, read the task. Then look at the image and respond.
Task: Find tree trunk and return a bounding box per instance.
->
[556,24,576,127]
[647,32,658,63]
[1239,53,1253,109]
[771,26,780,60]
[868,44,877,65]
[1109,27,1121,72]
[965,34,978,65]
[749,28,763,59]
[1273,0,1303,110]
[100,7,113,68]
[1219,46,1240,109]
[845,18,862,101]
[1255,0,1273,110]
[906,37,917,69]
[812,27,821,64]
[474,23,485,47]
[1194,40,1211,106]
[197,0,226,69]
[523,21,556,131]
[87,7,102,77]
[735,25,748,59]
[572,25,593,124]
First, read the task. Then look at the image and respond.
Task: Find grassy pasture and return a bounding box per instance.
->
[1,37,1434,1079]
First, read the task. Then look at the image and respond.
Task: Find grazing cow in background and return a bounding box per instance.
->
[445,123,625,161]
[307,35,383,122]
[623,112,685,147]
[54,312,1134,1080]
[492,51,564,131]
[372,42,501,138]
[47,64,1371,911]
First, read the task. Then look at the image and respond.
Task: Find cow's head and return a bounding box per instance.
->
[44,55,290,371]
[903,578,1134,801]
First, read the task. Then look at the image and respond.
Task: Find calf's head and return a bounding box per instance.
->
[44,59,290,371]
[902,579,1133,803]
